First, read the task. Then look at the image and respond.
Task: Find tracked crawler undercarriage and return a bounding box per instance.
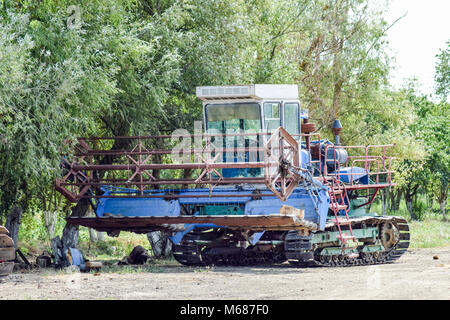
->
[173,216,409,267]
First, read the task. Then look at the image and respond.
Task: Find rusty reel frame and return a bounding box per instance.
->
[264,127,301,201]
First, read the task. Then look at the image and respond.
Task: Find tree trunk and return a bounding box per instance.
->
[147,231,172,258]
[440,200,448,221]
[405,193,417,220]
[394,192,402,211]
[5,206,23,249]
[44,210,57,240]
[437,185,448,221]
[97,231,105,241]
[88,228,104,242]
[50,236,63,266]
[406,198,414,219]
[389,190,394,211]
[87,210,98,242]
[52,198,90,267]
[89,228,98,242]
[389,189,402,211]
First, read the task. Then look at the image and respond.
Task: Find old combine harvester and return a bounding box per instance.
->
[55,84,409,267]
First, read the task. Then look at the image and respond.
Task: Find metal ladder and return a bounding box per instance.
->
[328,177,357,246]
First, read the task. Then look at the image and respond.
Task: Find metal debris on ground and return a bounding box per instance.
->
[66,247,102,272]
[118,245,151,265]
[36,253,52,268]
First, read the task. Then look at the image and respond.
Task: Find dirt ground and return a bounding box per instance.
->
[0,247,449,300]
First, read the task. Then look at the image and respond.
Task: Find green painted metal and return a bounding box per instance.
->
[361,244,385,252]
[312,226,378,244]
[347,198,374,217]
[319,243,385,256]
[200,205,244,215]
[319,247,358,256]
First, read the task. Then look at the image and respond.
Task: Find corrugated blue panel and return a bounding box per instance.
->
[96,198,180,217]
[244,189,329,230]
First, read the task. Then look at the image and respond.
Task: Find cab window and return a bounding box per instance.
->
[206,103,261,133]
[283,102,300,135]
[263,102,280,132]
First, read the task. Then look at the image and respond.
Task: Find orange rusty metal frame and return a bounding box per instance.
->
[56,128,302,202]
[55,128,396,205]
[66,213,318,233]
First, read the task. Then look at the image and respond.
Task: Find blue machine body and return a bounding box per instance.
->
[94,183,330,245]
[92,143,368,245]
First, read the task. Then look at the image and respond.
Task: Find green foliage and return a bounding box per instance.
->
[0,1,182,218]
[434,40,450,102]
[408,95,449,218]
[412,199,427,221]
[18,209,66,242]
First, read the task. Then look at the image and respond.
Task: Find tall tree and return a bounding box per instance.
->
[434,40,450,102]
[412,96,449,220]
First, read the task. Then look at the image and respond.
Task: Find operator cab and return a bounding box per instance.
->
[197,84,302,135]
[196,85,306,178]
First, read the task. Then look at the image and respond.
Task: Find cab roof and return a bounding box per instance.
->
[196,84,299,101]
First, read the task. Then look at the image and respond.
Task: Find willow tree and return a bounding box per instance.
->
[432,41,450,219]
[0,1,181,259]
[411,97,449,220]
[434,40,449,102]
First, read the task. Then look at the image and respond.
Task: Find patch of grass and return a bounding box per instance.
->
[370,200,449,248]
[95,264,168,274]
[78,231,150,261]
[87,257,179,273]
[408,215,450,248]
[193,266,214,273]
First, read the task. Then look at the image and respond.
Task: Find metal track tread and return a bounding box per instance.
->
[201,248,286,266]
[172,230,205,266]
[173,216,409,268]
[172,229,286,267]
[288,216,410,267]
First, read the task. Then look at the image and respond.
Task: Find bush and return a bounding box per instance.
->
[19,211,48,242]
[412,200,427,221]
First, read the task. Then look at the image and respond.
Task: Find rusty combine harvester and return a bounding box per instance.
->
[55,84,409,267]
